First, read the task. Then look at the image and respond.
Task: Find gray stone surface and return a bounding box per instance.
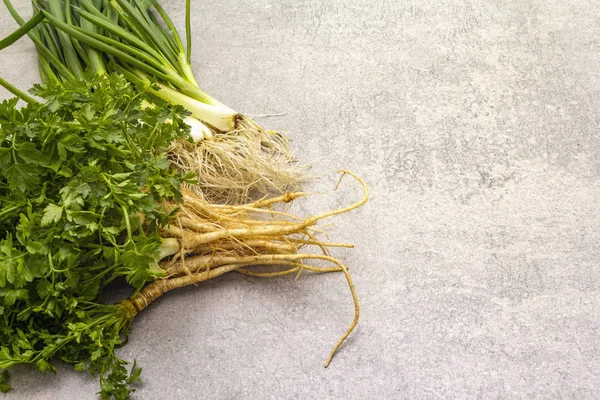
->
[1,0,600,399]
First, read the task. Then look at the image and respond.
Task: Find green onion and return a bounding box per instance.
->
[12,0,239,131]
[185,0,192,64]
[0,75,38,103]
[47,0,84,78]
[3,0,76,80]
[0,11,45,50]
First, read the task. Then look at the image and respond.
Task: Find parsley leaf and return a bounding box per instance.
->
[0,73,191,398]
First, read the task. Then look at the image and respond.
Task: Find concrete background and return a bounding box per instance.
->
[2,0,600,398]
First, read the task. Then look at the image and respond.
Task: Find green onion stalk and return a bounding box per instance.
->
[0,0,304,204]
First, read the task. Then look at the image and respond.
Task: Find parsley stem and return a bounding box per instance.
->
[143,124,159,151]
[0,204,22,220]
[122,205,133,244]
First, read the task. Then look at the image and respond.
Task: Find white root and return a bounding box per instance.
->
[169,116,306,204]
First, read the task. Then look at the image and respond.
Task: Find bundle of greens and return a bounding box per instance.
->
[0,1,368,399]
[3,0,304,204]
[0,74,190,397]
[0,73,366,398]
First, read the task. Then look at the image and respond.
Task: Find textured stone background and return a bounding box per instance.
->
[2,0,600,399]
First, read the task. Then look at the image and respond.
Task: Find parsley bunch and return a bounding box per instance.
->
[0,73,191,398]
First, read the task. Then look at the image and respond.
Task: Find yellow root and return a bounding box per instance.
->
[169,173,367,252]
[127,171,368,367]
[126,264,241,312]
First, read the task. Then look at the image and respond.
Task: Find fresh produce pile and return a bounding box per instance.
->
[0,1,367,398]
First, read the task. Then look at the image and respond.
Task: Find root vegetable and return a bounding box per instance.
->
[0,73,367,399]
[0,2,368,398]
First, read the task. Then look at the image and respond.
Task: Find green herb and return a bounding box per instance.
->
[0,73,192,399]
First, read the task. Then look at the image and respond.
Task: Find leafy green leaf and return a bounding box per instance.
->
[16,142,47,165]
[0,72,191,398]
[0,369,10,393]
[4,163,40,192]
[36,359,56,373]
[41,204,64,226]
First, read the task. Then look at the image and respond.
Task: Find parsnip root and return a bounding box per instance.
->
[124,171,368,367]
